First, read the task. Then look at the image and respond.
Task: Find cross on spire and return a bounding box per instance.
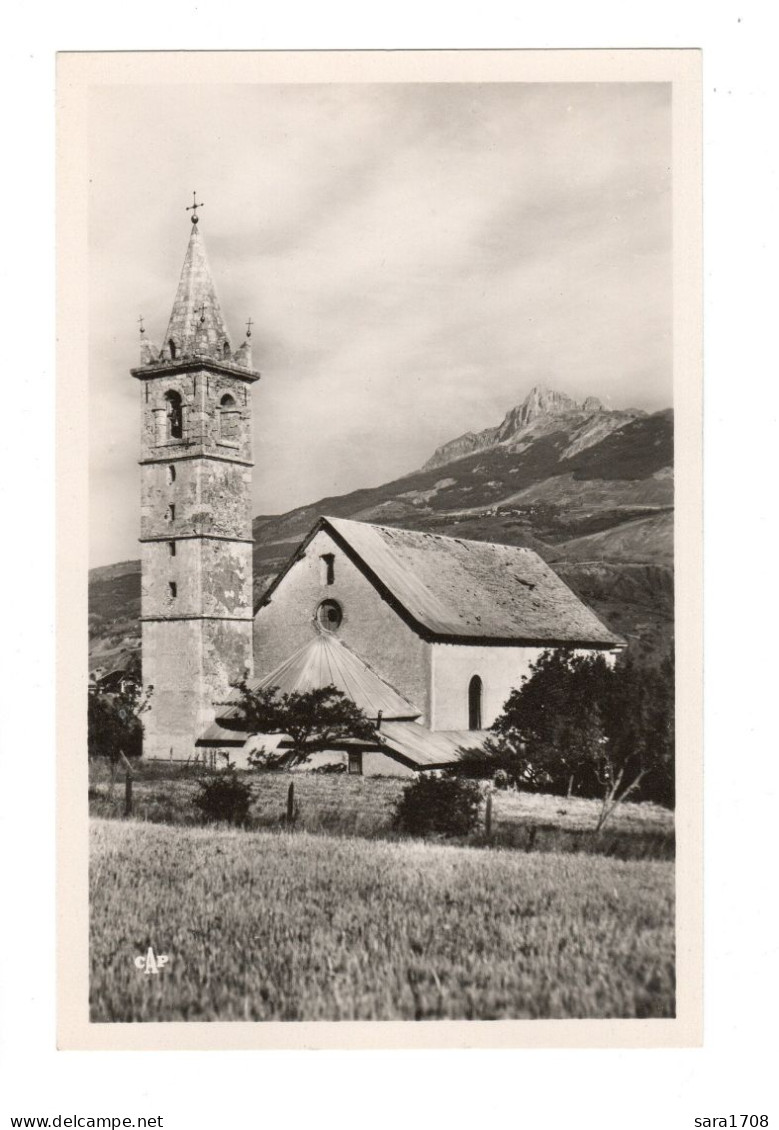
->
[138,314,145,336]
[186,192,204,224]
[245,318,253,338]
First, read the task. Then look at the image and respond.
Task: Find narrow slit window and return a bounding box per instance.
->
[168,541,176,557]
[167,504,175,522]
[320,553,335,585]
[168,582,177,599]
[468,675,483,731]
[168,464,176,483]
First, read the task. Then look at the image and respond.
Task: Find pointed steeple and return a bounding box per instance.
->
[162,218,233,363]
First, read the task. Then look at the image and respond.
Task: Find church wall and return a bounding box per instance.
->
[431,642,619,731]
[253,528,431,723]
[430,643,548,731]
[362,750,417,777]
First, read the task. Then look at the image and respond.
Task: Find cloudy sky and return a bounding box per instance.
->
[88,81,671,567]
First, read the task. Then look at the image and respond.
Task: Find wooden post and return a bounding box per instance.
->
[286,780,295,825]
[485,792,493,841]
[120,752,133,818]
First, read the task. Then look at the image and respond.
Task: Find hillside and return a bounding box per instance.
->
[88,388,674,674]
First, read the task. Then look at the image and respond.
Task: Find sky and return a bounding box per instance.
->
[88,81,671,567]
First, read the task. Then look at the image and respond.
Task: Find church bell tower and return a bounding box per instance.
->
[132,198,259,759]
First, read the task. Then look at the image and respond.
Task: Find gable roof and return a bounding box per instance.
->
[219,632,420,722]
[257,516,623,648]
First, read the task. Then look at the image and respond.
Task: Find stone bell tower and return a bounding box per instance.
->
[132,198,259,759]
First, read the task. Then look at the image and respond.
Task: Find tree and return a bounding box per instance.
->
[231,682,376,768]
[456,649,675,831]
[88,672,151,762]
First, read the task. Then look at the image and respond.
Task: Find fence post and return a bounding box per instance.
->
[287,780,295,825]
[485,791,493,841]
[119,752,133,818]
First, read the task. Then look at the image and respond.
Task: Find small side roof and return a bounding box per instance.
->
[258,516,623,647]
[377,721,489,769]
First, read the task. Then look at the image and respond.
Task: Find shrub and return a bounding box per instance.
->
[193,766,253,827]
[394,774,482,838]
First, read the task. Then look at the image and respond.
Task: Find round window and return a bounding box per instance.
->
[316,599,343,632]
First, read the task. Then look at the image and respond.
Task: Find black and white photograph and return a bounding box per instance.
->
[57,50,702,1047]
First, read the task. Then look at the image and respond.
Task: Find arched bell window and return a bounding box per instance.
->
[468,675,483,731]
[164,390,183,440]
[219,393,238,443]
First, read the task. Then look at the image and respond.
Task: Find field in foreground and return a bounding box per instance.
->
[90,819,675,1022]
[89,760,674,859]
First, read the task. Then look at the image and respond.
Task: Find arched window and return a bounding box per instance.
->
[168,339,178,360]
[468,675,483,731]
[164,390,183,439]
[219,393,238,443]
[222,341,231,359]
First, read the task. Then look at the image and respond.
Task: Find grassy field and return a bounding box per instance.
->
[90,819,675,1022]
[89,760,674,859]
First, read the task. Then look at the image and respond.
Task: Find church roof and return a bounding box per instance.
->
[377,721,489,768]
[162,221,233,362]
[259,516,623,647]
[219,633,421,722]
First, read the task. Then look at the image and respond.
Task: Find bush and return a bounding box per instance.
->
[394,774,482,838]
[193,766,253,827]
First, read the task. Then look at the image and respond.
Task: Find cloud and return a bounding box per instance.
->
[88,82,671,567]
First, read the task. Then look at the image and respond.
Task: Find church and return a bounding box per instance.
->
[132,209,623,774]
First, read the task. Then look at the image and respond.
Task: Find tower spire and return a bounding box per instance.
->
[162,205,231,362]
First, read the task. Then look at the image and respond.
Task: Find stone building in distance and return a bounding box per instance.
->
[134,209,623,772]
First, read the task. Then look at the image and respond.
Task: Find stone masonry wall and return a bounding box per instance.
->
[139,368,252,464]
[140,365,254,760]
[142,618,253,760]
[141,539,252,619]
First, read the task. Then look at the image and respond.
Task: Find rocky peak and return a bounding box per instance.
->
[495,386,581,441]
[423,386,624,471]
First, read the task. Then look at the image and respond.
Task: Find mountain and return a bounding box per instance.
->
[424,385,644,471]
[88,389,674,675]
